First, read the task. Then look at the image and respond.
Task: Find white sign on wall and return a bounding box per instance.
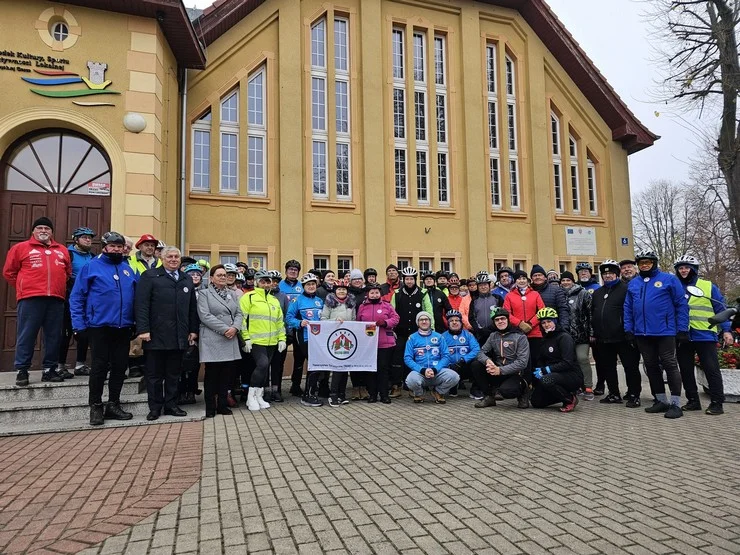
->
[565,226,597,255]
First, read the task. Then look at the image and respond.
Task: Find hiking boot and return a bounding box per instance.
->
[41,368,63,383]
[105,402,133,421]
[359,387,370,400]
[681,398,702,411]
[15,370,29,387]
[625,396,641,408]
[475,395,496,408]
[599,393,623,404]
[665,404,683,419]
[517,387,530,409]
[583,388,595,401]
[328,396,342,407]
[127,367,144,378]
[57,366,75,380]
[494,391,504,401]
[431,390,446,404]
[560,394,579,413]
[350,387,361,400]
[412,394,424,404]
[593,386,605,396]
[381,397,392,404]
[272,390,284,403]
[389,385,402,399]
[644,400,670,413]
[301,395,323,407]
[90,403,104,426]
[705,402,724,415]
[74,364,91,376]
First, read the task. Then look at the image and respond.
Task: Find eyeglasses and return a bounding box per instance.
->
[213,273,227,278]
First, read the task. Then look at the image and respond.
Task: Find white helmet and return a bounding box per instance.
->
[401,267,418,277]
[300,272,320,285]
[673,255,699,270]
[599,259,620,275]
[223,263,238,274]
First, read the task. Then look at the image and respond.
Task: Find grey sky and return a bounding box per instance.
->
[186,0,704,192]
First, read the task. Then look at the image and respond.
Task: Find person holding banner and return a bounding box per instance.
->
[286,273,325,407]
[357,283,400,404]
[404,312,460,404]
[320,278,357,406]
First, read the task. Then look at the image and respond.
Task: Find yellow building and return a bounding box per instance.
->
[0,0,655,368]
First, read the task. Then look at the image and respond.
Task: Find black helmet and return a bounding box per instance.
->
[285,259,301,271]
[244,268,256,278]
[366,282,382,292]
[101,231,125,246]
[497,266,514,280]
[364,267,378,279]
[421,271,436,281]
[436,270,450,280]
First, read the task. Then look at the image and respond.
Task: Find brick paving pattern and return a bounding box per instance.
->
[70,389,740,554]
[0,423,202,554]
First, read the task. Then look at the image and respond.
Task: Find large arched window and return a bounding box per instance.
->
[1,130,111,195]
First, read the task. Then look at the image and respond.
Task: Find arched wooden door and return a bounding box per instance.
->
[0,130,112,371]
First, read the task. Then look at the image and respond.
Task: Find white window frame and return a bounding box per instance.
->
[248,254,267,270]
[505,55,519,210]
[551,112,563,212]
[395,148,407,203]
[413,31,426,84]
[313,256,329,273]
[337,256,353,276]
[312,140,328,198]
[247,67,267,197]
[559,262,570,274]
[569,135,580,213]
[490,157,501,209]
[336,142,351,199]
[393,28,407,204]
[437,152,449,205]
[587,158,598,215]
[419,258,433,274]
[311,19,326,69]
[440,259,454,273]
[416,150,429,205]
[219,91,239,193]
[335,16,351,201]
[397,258,411,271]
[191,111,211,192]
[392,28,404,80]
[311,18,328,199]
[435,34,449,206]
[487,44,500,210]
[220,253,238,265]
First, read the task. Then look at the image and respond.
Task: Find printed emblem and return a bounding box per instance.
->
[548,346,554,353]
[29,249,39,254]
[227,294,232,300]
[183,287,189,293]
[503,341,511,347]
[315,301,321,307]
[654,281,663,288]
[430,337,439,344]
[377,309,383,313]
[643,277,650,282]
[44,249,51,255]
[123,270,130,276]
[295,286,301,292]
[113,274,119,281]
[416,303,421,308]
[521,296,527,301]
[327,328,357,360]
[306,310,314,318]
[685,294,689,299]
[416,349,425,357]
[460,347,468,355]
[459,337,466,344]
[310,323,321,335]
[437,298,441,303]
[431,347,439,356]
[365,324,376,337]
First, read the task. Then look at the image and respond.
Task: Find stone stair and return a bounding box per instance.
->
[0,370,205,437]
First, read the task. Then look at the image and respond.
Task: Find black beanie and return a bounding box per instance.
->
[512,269,529,281]
[560,271,575,282]
[386,264,399,272]
[530,264,546,278]
[32,217,53,231]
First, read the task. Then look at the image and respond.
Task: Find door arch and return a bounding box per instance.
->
[0,129,112,371]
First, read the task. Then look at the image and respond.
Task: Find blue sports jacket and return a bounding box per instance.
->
[279,279,303,304]
[70,254,138,330]
[624,267,689,337]
[441,329,480,365]
[286,293,324,342]
[404,331,451,373]
[67,245,94,281]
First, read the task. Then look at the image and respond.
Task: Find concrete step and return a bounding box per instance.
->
[0,393,154,425]
[0,372,143,403]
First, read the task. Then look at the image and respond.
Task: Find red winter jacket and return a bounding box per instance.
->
[2,237,71,301]
[503,287,545,338]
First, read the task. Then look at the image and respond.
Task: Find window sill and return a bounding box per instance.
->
[491,210,528,219]
[310,200,357,209]
[188,193,271,204]
[394,205,456,215]
[554,213,605,225]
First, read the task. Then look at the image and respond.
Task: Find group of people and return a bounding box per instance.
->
[2,217,734,427]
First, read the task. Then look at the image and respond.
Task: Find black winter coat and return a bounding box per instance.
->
[532,281,570,331]
[564,284,592,345]
[536,329,582,380]
[135,267,200,351]
[425,286,452,333]
[591,280,628,343]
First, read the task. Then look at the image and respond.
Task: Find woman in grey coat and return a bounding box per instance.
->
[198,264,243,417]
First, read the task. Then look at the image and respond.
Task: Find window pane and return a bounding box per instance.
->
[220,254,238,265]
[311,19,326,68]
[438,152,448,204]
[554,163,562,211]
[419,259,432,273]
[248,135,264,195]
[571,165,580,212]
[488,101,498,150]
[509,159,519,208]
[338,257,352,274]
[248,71,264,127]
[393,88,406,139]
[220,133,237,191]
[569,136,577,158]
[335,80,349,134]
[551,115,559,156]
[490,157,500,207]
[221,92,238,124]
[313,257,329,271]
[312,77,326,131]
[413,32,425,82]
[336,143,350,198]
[505,56,515,96]
[436,94,446,144]
[334,18,349,72]
[486,45,497,93]
[434,36,445,85]
[395,149,407,201]
[193,130,210,191]
[588,162,597,213]
[414,91,426,141]
[312,141,327,197]
[392,29,404,79]
[507,103,517,151]
[416,150,428,203]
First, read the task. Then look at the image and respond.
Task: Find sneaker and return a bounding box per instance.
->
[15,370,29,387]
[448,386,458,398]
[431,390,446,404]
[705,402,724,415]
[74,364,91,377]
[644,400,670,413]
[625,396,641,408]
[58,366,75,380]
[104,402,133,420]
[474,395,496,408]
[389,385,402,399]
[681,398,702,411]
[559,394,579,413]
[593,386,605,396]
[599,393,623,404]
[289,384,303,397]
[328,396,342,407]
[90,403,104,426]
[340,397,350,405]
[41,368,63,383]
[517,387,531,409]
[300,395,323,407]
[412,394,424,404]
[583,388,595,401]
[469,389,484,401]
[665,404,683,419]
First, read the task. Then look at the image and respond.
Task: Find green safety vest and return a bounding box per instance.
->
[688,279,715,331]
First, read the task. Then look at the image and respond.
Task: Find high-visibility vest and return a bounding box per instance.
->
[688,279,715,331]
[240,288,286,346]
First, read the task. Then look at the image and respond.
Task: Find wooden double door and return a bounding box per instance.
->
[0,191,110,371]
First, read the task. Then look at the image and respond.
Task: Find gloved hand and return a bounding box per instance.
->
[277,340,287,353]
[519,322,533,334]
[242,340,253,353]
[625,332,637,349]
[532,368,543,380]
[676,331,690,345]
[375,318,387,327]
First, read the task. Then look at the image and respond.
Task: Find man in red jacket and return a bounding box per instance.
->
[3,217,72,386]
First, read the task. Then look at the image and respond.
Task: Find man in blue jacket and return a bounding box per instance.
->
[404,311,460,404]
[441,310,480,397]
[673,255,733,415]
[624,250,689,419]
[70,232,138,426]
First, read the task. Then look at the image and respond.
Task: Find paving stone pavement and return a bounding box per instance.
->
[64,384,740,555]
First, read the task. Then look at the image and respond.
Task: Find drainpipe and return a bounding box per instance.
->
[178,67,188,251]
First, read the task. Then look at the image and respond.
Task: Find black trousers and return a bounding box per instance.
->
[251,344,276,388]
[239,350,255,388]
[272,348,286,391]
[524,337,542,384]
[350,371,366,387]
[471,360,524,398]
[594,341,642,397]
[88,327,130,406]
[636,336,682,398]
[179,345,200,395]
[530,371,582,408]
[390,335,409,386]
[204,361,233,412]
[330,372,349,398]
[290,331,306,387]
[59,298,89,366]
[677,341,724,403]
[145,349,183,412]
[367,347,394,400]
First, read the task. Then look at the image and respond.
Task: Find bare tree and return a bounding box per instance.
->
[647,0,740,255]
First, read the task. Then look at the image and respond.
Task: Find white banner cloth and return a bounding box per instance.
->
[307,321,379,372]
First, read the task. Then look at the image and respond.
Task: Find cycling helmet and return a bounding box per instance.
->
[449,272,459,280]
[224,263,238,274]
[536,307,558,320]
[236,261,249,270]
[101,231,125,246]
[445,309,462,321]
[496,266,514,280]
[300,272,319,285]
[271,270,282,280]
[363,268,378,279]
[476,271,492,284]
[335,277,349,289]
[421,271,436,281]
[184,263,203,274]
[285,259,301,271]
[366,282,382,292]
[490,307,510,320]
[575,262,593,273]
[236,273,246,282]
[599,259,620,275]
[156,240,166,249]
[436,270,450,280]
[197,259,211,272]
[673,255,699,271]
[244,268,256,279]
[72,227,95,239]
[255,270,271,281]
[635,250,658,262]
[401,266,418,277]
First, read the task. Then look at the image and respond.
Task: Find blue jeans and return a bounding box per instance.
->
[14,297,65,371]
[405,368,460,395]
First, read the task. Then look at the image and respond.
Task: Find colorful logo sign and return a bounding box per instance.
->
[327,329,357,360]
[22,60,118,103]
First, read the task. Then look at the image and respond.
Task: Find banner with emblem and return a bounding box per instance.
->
[307,321,379,372]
